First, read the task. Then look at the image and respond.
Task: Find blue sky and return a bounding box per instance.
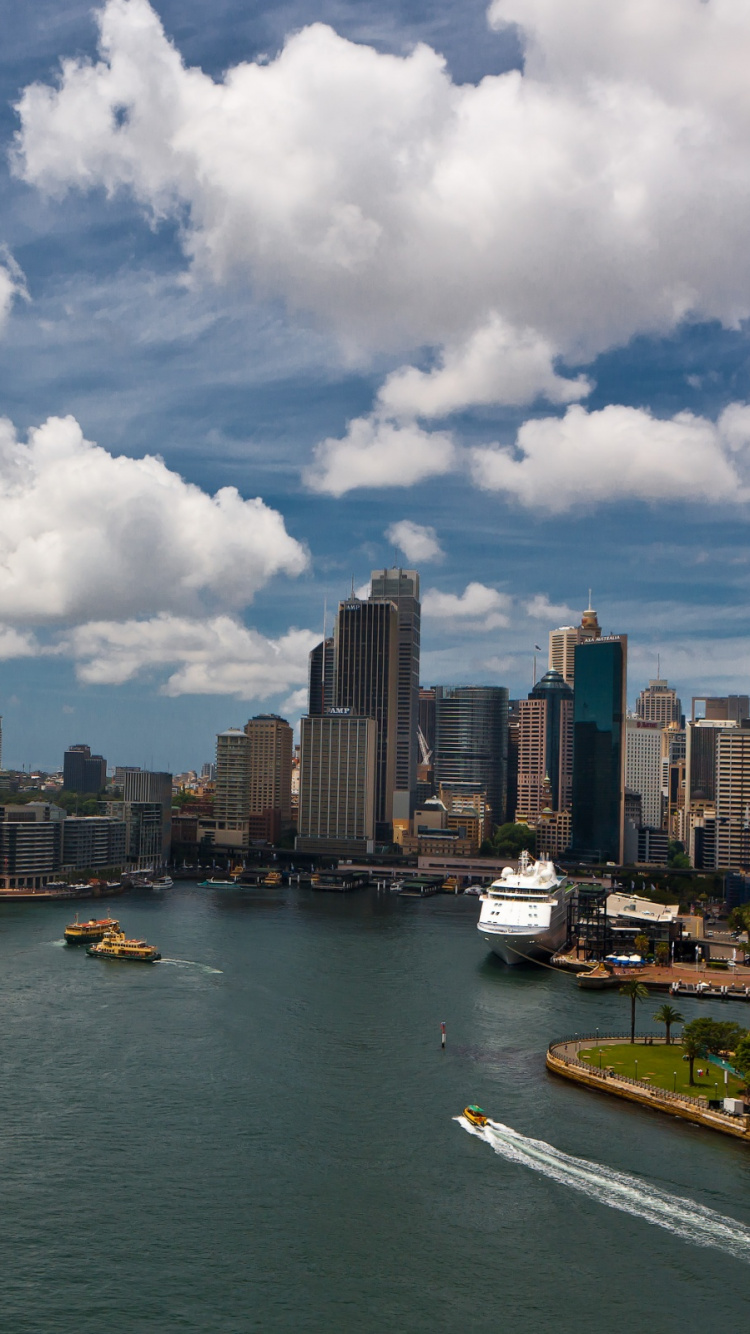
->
[1,0,750,772]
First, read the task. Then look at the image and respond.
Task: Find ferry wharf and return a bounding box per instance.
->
[547,1035,750,1142]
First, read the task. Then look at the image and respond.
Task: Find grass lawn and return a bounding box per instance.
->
[578,1042,745,1099]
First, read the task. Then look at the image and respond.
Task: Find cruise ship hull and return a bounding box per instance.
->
[480,921,567,966]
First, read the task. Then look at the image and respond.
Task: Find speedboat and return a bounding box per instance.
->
[463,1105,489,1128]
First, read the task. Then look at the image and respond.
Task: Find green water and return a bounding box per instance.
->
[1,883,749,1332]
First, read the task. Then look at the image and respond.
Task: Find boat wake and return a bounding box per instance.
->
[455,1116,750,1260]
[159,957,223,974]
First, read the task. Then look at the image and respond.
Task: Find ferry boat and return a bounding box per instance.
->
[463,1105,489,1128]
[263,870,283,886]
[477,850,573,965]
[86,926,161,962]
[144,875,173,889]
[198,876,238,889]
[64,915,120,944]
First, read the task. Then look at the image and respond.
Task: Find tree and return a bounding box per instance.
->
[655,941,670,966]
[681,1017,745,1056]
[653,1003,683,1045]
[619,979,649,1044]
[483,822,536,858]
[634,933,650,958]
[732,1035,750,1080]
[681,1031,702,1086]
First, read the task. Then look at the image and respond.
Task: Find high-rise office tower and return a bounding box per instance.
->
[715,727,750,867]
[571,636,627,862]
[433,686,509,825]
[0,802,64,890]
[548,596,602,686]
[517,669,574,821]
[635,679,682,726]
[506,700,520,823]
[63,744,107,795]
[123,769,173,862]
[308,638,334,716]
[244,715,293,841]
[297,714,377,852]
[333,596,399,835]
[369,568,420,820]
[214,729,250,830]
[625,720,662,828]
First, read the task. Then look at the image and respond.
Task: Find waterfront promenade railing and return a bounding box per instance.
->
[547,1034,740,1111]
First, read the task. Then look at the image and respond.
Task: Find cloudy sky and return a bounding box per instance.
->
[1,0,750,771]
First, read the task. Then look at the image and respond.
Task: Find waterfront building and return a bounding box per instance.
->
[123,769,173,862]
[213,728,251,851]
[63,744,107,795]
[625,720,663,828]
[548,596,601,686]
[370,568,421,821]
[692,695,750,724]
[570,636,627,863]
[635,679,682,727]
[715,728,750,867]
[126,803,164,867]
[506,700,520,823]
[297,714,377,855]
[243,715,293,842]
[433,686,509,827]
[62,816,127,871]
[308,637,334,716]
[0,803,64,890]
[333,595,399,836]
[517,669,573,824]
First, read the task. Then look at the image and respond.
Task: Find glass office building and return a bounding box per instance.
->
[571,637,627,862]
[433,686,509,826]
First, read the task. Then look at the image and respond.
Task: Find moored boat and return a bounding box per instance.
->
[463,1105,489,1128]
[477,850,573,965]
[198,877,238,888]
[86,926,161,962]
[263,870,283,886]
[64,915,120,944]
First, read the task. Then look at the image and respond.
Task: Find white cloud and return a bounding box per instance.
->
[385,519,443,563]
[304,415,455,495]
[471,403,750,512]
[525,593,577,622]
[0,625,41,659]
[17,0,750,445]
[64,614,319,697]
[0,249,28,332]
[377,315,591,419]
[422,581,511,630]
[0,414,307,622]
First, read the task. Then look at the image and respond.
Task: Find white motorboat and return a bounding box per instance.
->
[477,850,572,965]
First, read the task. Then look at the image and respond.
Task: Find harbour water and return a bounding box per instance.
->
[1,882,749,1332]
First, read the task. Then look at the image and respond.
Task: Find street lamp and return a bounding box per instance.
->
[634,1059,638,1081]
[673,1072,677,1092]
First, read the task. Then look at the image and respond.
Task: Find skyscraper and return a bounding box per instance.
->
[635,679,682,726]
[517,669,574,820]
[692,695,750,724]
[123,769,173,862]
[571,636,627,862]
[244,714,293,841]
[308,637,334,716]
[715,728,750,867]
[548,596,602,686]
[369,568,420,820]
[433,686,509,826]
[333,595,399,835]
[297,714,377,852]
[63,744,107,794]
[625,720,662,828]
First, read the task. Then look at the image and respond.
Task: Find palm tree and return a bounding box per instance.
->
[620,979,649,1044]
[681,1032,703,1086]
[653,1002,683,1045]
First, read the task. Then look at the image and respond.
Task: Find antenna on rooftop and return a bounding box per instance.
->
[587,588,593,610]
[351,575,355,598]
[657,652,661,679]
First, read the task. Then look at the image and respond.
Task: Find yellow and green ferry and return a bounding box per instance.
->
[86,926,161,963]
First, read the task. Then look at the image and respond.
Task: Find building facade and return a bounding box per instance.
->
[123,770,173,861]
[333,596,399,835]
[297,714,377,854]
[62,816,127,871]
[715,729,750,868]
[369,568,421,821]
[433,686,509,827]
[244,715,293,842]
[63,744,107,794]
[635,679,682,726]
[516,669,574,823]
[625,720,663,829]
[571,636,627,863]
[548,598,602,686]
[308,637,334,716]
[0,803,64,889]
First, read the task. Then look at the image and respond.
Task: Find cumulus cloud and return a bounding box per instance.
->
[305,416,455,495]
[17,0,750,445]
[422,582,511,631]
[385,519,443,563]
[64,614,319,697]
[525,594,578,622]
[471,403,750,512]
[0,414,307,622]
[0,625,42,659]
[377,316,591,419]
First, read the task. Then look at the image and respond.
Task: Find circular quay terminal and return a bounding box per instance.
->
[3,2,750,1331]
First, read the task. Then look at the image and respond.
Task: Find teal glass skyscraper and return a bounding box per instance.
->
[571,637,627,862]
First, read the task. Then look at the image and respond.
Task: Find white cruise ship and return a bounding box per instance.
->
[477,851,572,965]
